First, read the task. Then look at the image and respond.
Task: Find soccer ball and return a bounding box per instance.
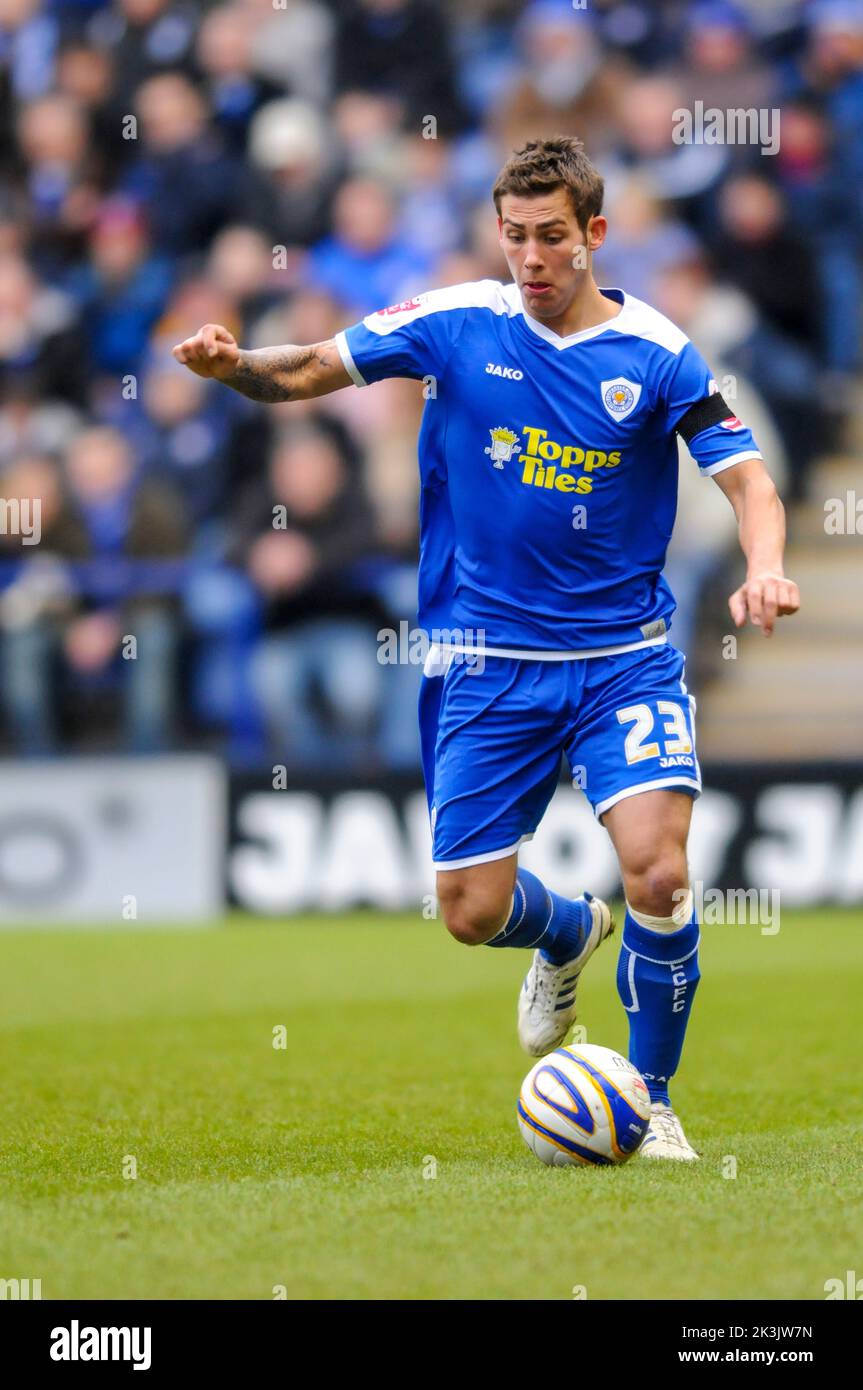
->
[518,1043,651,1167]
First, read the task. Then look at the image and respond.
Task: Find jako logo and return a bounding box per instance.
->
[485,362,523,380]
[50,1321,152,1370]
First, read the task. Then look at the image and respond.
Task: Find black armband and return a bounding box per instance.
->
[675,392,735,444]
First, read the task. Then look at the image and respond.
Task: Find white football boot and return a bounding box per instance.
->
[638,1102,700,1161]
[517,893,615,1057]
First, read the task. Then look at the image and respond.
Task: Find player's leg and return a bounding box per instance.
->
[434,852,516,945]
[435,853,614,1056]
[601,788,701,1158]
[568,643,702,1159]
[435,850,597,956]
[422,652,613,1054]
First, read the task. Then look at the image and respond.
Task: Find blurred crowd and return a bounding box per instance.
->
[0,0,861,767]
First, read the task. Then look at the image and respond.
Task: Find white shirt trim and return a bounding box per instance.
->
[699,450,763,476]
[334,329,366,388]
[433,833,534,872]
[424,634,667,669]
[510,284,631,348]
[505,283,690,356]
[593,775,702,818]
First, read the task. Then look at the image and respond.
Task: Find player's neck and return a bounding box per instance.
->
[525,281,623,340]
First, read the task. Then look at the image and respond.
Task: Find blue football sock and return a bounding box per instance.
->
[485,868,591,964]
[616,907,700,1106]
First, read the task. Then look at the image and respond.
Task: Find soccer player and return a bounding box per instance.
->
[174,138,800,1160]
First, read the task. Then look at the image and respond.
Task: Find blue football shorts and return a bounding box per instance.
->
[419,640,701,871]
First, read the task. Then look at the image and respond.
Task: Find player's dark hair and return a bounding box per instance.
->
[492,137,604,234]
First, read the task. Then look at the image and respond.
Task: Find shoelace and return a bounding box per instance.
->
[649,1108,687,1148]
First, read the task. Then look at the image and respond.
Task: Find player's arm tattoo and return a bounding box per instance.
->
[223,340,349,402]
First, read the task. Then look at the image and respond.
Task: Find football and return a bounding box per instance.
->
[518,1043,652,1167]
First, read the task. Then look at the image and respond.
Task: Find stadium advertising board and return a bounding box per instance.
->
[228,767,863,914]
[0,757,226,924]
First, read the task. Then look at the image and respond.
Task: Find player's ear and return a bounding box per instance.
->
[586,215,608,252]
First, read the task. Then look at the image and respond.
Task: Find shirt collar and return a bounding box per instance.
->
[514,285,630,349]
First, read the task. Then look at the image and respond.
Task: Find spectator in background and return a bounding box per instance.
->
[673,1,779,128]
[395,134,465,264]
[13,90,103,272]
[194,4,283,156]
[606,74,731,235]
[0,0,58,115]
[464,198,510,281]
[331,89,405,180]
[243,0,334,109]
[797,0,863,202]
[129,345,244,536]
[0,253,88,407]
[54,38,130,187]
[64,197,173,380]
[95,0,197,96]
[308,175,433,318]
[333,0,466,136]
[594,173,702,306]
[121,71,261,258]
[653,257,789,666]
[0,449,84,753]
[492,0,632,154]
[654,252,799,507]
[148,271,242,361]
[0,191,28,258]
[0,374,83,465]
[205,224,283,337]
[775,98,862,383]
[709,174,829,490]
[233,419,385,772]
[0,427,187,751]
[711,174,820,348]
[127,269,271,525]
[246,98,343,249]
[53,38,130,179]
[785,0,863,385]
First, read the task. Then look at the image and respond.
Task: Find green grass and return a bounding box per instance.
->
[0,908,860,1300]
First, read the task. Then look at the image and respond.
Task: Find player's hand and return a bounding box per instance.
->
[728,572,800,637]
[172,323,240,380]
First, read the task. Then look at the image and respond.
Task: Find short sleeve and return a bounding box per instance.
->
[335,290,460,388]
[660,340,763,477]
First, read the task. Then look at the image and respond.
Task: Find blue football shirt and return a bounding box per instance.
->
[335,281,761,651]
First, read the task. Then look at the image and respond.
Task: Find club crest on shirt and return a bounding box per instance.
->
[600,377,642,422]
[484,426,520,469]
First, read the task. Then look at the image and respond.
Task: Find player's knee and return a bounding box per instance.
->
[437,878,509,946]
[627,856,689,919]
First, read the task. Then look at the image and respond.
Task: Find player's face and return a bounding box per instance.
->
[498,189,604,322]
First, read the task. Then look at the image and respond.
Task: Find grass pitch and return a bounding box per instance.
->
[0,907,860,1300]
